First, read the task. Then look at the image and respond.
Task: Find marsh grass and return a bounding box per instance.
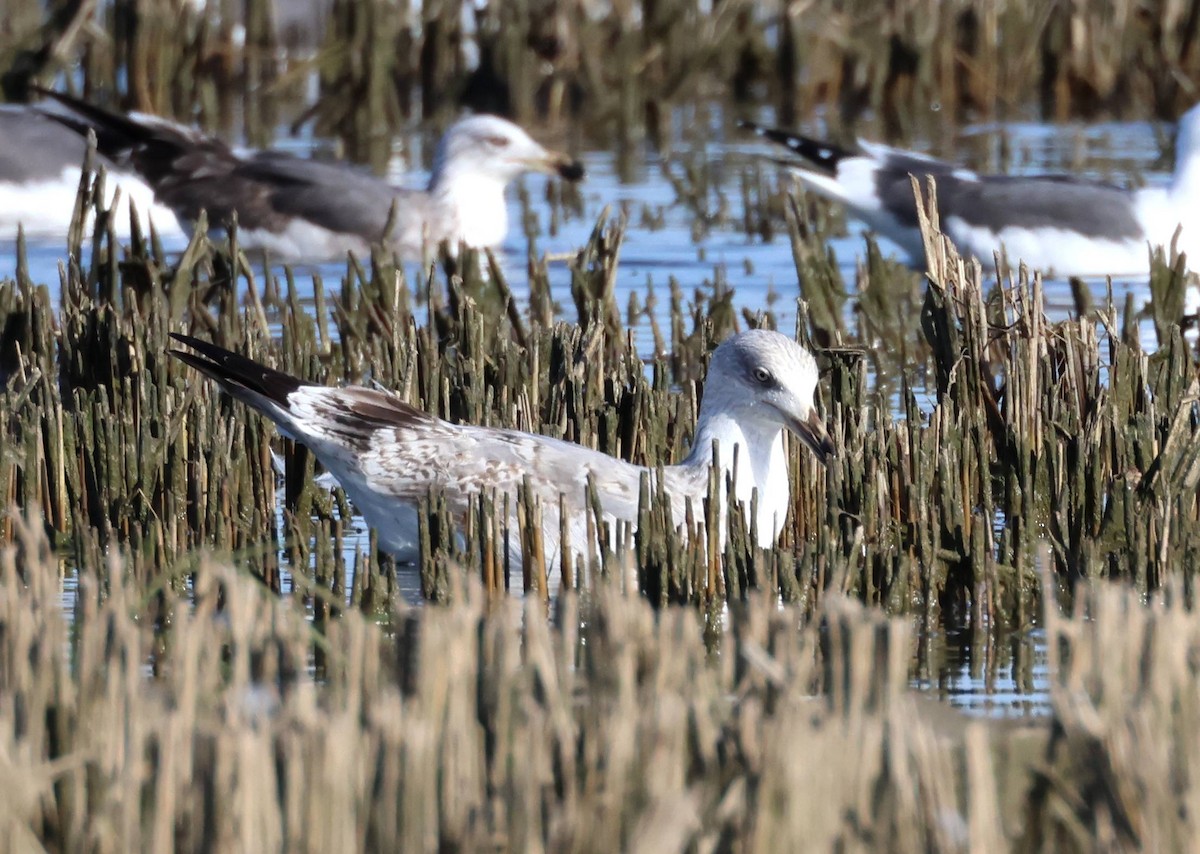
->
[4,0,1195,159]
[3,160,1200,631]
[7,513,1200,851]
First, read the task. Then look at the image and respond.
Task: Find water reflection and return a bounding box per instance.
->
[912,623,1051,718]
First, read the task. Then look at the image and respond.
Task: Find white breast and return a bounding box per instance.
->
[434,175,510,249]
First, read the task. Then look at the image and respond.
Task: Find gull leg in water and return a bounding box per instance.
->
[170,330,835,572]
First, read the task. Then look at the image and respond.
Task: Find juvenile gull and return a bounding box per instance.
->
[170,330,835,569]
[740,105,1200,277]
[37,91,585,262]
[0,105,181,239]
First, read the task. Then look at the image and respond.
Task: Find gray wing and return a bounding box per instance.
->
[872,149,1141,240]
[354,418,649,523]
[142,144,280,230]
[940,175,1140,240]
[122,143,409,241]
[237,153,421,245]
[36,96,282,229]
[362,423,717,548]
[35,91,416,243]
[296,395,655,560]
[372,424,710,562]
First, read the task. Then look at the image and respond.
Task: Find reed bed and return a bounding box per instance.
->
[3,3,1199,848]
[7,514,1200,851]
[3,166,1200,633]
[3,0,1197,154]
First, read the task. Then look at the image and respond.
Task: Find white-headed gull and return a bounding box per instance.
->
[170,330,835,569]
[741,106,1200,277]
[0,105,181,240]
[36,91,584,262]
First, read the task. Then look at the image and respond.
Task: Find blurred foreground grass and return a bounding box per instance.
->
[4,514,1199,851]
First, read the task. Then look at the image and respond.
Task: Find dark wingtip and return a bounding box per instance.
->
[31,87,110,122]
[168,333,206,367]
[30,88,154,161]
[169,346,215,378]
[738,122,855,176]
[32,85,75,105]
[169,333,305,404]
[169,332,227,363]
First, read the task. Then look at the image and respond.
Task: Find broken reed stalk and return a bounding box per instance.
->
[2,136,1200,635]
[6,515,1200,850]
[8,0,1196,172]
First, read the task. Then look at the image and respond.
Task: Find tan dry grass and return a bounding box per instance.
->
[4,512,1199,852]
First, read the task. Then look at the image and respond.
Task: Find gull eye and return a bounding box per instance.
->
[752,366,773,385]
[484,134,511,148]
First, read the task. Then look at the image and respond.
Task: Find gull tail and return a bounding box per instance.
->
[737,120,857,176]
[170,334,308,438]
[34,87,216,192]
[171,334,436,449]
[34,88,163,162]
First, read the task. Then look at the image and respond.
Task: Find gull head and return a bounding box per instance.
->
[704,329,836,464]
[430,114,585,189]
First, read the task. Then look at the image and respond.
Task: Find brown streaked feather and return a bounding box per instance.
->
[317,387,435,432]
